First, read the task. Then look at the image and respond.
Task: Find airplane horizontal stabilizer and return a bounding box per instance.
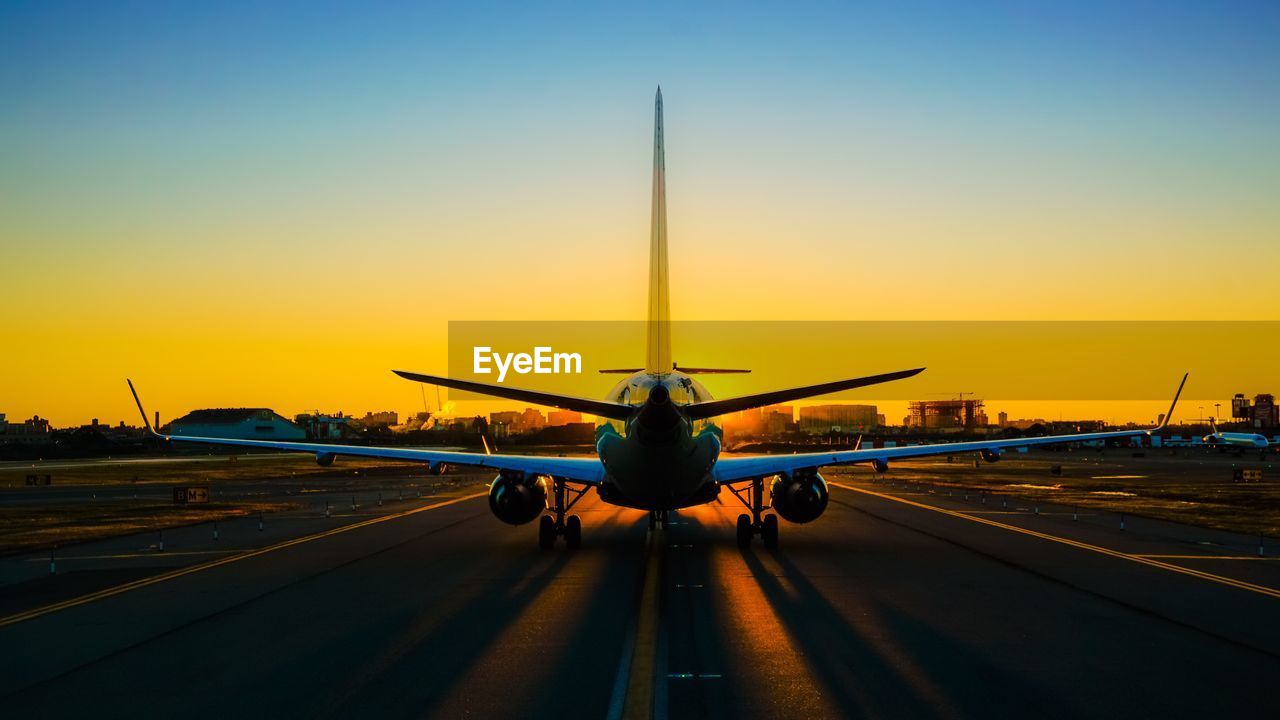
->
[673,365,751,374]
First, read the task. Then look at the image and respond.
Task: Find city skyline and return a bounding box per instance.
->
[8,393,1276,436]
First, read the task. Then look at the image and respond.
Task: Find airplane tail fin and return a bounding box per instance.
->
[126,379,163,437]
[645,86,672,374]
[1149,373,1188,433]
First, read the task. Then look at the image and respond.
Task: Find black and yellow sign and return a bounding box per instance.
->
[173,486,210,504]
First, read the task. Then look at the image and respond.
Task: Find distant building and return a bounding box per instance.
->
[907,399,986,430]
[295,412,356,440]
[722,407,765,437]
[359,411,399,427]
[797,404,878,433]
[489,411,521,438]
[1232,393,1251,421]
[519,408,546,433]
[548,409,583,427]
[0,414,53,444]
[997,411,1009,427]
[762,405,795,435]
[172,408,305,440]
[1254,394,1278,428]
[401,411,433,431]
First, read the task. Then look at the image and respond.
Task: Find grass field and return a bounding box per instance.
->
[0,500,298,555]
[0,453,470,555]
[0,453,432,489]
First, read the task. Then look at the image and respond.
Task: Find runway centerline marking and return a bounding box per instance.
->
[0,491,486,629]
[831,482,1280,600]
[618,529,662,720]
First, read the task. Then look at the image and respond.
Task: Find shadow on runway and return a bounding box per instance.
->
[321,505,646,720]
[739,546,1064,719]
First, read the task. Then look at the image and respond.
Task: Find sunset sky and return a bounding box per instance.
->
[2,1,1278,426]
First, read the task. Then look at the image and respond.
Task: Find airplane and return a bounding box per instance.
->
[1203,417,1269,449]
[126,87,1188,550]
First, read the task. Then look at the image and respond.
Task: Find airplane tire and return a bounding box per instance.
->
[565,515,582,550]
[736,514,752,548]
[538,515,556,549]
[648,512,657,531]
[762,514,779,549]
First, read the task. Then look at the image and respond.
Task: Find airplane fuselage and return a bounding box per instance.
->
[594,370,725,510]
[1203,432,1269,449]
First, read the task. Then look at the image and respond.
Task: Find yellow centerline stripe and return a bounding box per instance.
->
[831,482,1280,601]
[0,491,486,629]
[622,530,662,720]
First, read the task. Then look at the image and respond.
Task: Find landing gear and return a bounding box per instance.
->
[729,476,779,548]
[762,513,779,548]
[538,515,556,549]
[538,477,588,549]
[565,514,582,549]
[647,509,670,531]
[736,514,752,547]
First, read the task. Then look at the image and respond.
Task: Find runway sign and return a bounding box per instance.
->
[173,486,210,504]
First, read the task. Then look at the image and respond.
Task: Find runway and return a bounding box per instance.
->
[3,470,1279,719]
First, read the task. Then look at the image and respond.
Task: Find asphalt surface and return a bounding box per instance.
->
[3,465,1280,719]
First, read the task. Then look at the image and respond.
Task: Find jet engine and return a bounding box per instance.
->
[428,462,448,475]
[315,452,336,467]
[870,458,889,474]
[980,448,1003,463]
[488,471,547,525]
[770,470,829,524]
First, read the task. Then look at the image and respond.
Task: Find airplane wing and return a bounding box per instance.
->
[127,381,605,484]
[393,370,633,421]
[713,373,1187,484]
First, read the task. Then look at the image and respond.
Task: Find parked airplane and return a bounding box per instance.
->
[127,88,1187,549]
[1203,417,1269,449]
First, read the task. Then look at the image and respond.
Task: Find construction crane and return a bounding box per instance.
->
[929,392,976,401]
